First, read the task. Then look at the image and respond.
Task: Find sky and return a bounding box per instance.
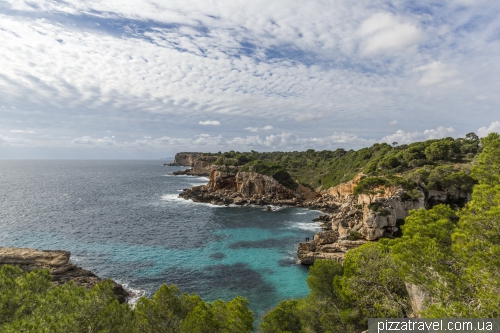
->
[0,0,499,159]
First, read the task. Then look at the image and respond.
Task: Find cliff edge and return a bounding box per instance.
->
[180,168,298,206]
[0,247,130,303]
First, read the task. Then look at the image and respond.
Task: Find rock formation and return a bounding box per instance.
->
[175,158,469,267]
[0,247,130,303]
[297,175,426,265]
[180,168,298,206]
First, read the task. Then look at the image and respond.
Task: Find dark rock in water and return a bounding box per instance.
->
[277,257,297,267]
[0,247,131,303]
[209,252,226,260]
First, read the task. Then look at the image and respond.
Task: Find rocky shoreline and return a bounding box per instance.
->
[0,247,131,303]
[177,166,470,265]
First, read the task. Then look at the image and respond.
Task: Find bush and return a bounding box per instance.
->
[347,231,363,240]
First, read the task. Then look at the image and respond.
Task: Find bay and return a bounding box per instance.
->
[0,160,321,318]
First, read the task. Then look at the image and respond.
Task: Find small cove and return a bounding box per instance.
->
[0,160,321,318]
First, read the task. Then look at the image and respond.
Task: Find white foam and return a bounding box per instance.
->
[295,212,307,215]
[116,281,148,307]
[291,222,322,231]
[161,194,187,203]
[260,205,286,212]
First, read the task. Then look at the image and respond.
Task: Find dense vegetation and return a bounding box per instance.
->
[260,132,500,332]
[0,267,253,333]
[188,133,481,192]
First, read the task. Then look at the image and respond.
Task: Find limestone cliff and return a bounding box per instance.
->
[0,247,130,303]
[180,168,298,206]
[170,154,218,176]
[298,175,426,265]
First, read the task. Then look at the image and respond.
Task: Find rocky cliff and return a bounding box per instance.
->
[180,168,298,206]
[169,153,202,166]
[297,174,427,265]
[0,247,130,303]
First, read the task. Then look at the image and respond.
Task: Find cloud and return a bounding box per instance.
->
[357,13,425,55]
[415,61,462,86]
[389,120,398,126]
[199,120,221,126]
[0,133,31,145]
[0,1,499,158]
[380,127,455,144]
[71,136,116,146]
[295,114,323,122]
[476,95,487,100]
[10,130,36,133]
[478,121,500,137]
[245,125,273,132]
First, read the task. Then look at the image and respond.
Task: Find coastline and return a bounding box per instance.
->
[0,247,132,303]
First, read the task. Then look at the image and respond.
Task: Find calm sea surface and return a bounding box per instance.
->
[0,160,321,319]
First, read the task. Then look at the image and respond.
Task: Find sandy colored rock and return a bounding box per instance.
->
[0,247,130,303]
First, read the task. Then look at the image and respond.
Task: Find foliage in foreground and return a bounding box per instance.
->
[260,132,500,332]
[0,267,253,333]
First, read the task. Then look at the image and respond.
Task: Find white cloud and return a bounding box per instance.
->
[0,133,31,145]
[389,120,398,126]
[295,114,323,122]
[245,125,273,132]
[0,1,499,158]
[10,130,36,133]
[380,127,455,144]
[71,136,116,146]
[476,95,487,100]
[415,61,462,86]
[199,120,221,126]
[357,13,425,55]
[478,121,500,137]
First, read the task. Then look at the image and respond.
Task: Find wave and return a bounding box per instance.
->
[260,205,287,212]
[295,212,307,215]
[116,281,148,307]
[291,222,322,231]
[161,194,187,203]
[161,194,225,208]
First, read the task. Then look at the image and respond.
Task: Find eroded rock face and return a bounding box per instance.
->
[405,283,430,317]
[180,169,297,206]
[0,247,130,303]
[297,187,426,265]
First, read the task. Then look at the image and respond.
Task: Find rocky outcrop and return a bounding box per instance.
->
[180,169,298,206]
[405,283,430,317]
[427,188,471,208]
[168,153,202,166]
[297,175,426,265]
[0,247,130,303]
[173,160,215,176]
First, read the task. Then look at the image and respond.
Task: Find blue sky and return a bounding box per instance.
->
[0,0,499,158]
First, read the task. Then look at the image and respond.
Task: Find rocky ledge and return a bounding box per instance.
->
[297,176,426,265]
[179,168,298,206]
[0,247,130,303]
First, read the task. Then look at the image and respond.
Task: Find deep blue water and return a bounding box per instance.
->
[0,160,321,319]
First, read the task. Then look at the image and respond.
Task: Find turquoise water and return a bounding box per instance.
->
[0,160,321,319]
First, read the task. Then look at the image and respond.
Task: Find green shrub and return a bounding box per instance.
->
[347,231,363,240]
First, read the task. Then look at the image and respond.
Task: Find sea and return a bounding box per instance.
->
[0,160,322,320]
